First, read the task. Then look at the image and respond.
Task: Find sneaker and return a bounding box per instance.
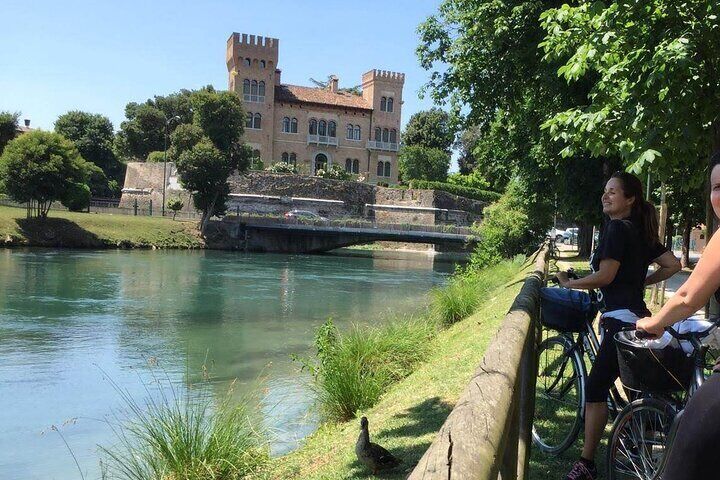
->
[564,459,598,480]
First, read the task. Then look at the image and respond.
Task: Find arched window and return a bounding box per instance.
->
[352,159,359,174]
[243,79,250,95]
[282,152,288,163]
[252,149,260,160]
[258,81,265,97]
[314,153,328,175]
[290,118,298,133]
[387,97,394,112]
[251,80,258,96]
[377,161,384,176]
[375,127,382,141]
[253,113,261,129]
[289,153,297,166]
[309,119,317,135]
[389,129,397,143]
[347,124,354,139]
[318,120,327,136]
[245,112,253,128]
[384,162,391,178]
[244,58,251,67]
[260,60,266,69]
[354,125,361,140]
[382,128,389,142]
[380,96,387,111]
[282,117,290,132]
[328,121,336,137]
[345,158,352,172]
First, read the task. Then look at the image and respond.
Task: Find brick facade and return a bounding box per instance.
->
[226,33,404,185]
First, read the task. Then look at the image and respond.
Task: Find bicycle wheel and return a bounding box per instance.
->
[532,334,586,455]
[606,397,676,480]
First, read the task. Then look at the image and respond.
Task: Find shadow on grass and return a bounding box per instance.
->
[345,397,453,478]
[15,217,105,248]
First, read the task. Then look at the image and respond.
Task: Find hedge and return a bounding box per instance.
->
[406,180,502,202]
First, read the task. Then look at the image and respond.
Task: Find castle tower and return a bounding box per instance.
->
[362,70,405,183]
[226,33,279,163]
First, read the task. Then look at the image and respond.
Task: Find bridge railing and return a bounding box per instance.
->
[408,244,549,480]
[224,212,474,235]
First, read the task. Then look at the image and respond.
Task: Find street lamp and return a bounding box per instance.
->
[162,116,181,216]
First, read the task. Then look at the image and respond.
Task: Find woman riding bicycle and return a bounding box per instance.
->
[637,152,720,480]
[557,172,681,480]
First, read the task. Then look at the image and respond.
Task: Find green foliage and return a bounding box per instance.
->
[455,125,483,175]
[297,318,435,421]
[402,108,455,153]
[191,90,245,153]
[145,151,166,163]
[0,131,90,217]
[0,111,19,154]
[399,145,450,182]
[99,374,267,480]
[54,111,124,191]
[539,1,720,178]
[407,179,501,202]
[61,182,90,212]
[266,162,296,174]
[470,181,545,269]
[116,103,167,161]
[447,170,491,191]
[169,123,206,160]
[167,198,184,220]
[316,164,350,180]
[430,256,524,326]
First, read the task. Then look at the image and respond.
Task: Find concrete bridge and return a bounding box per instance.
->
[206,218,477,253]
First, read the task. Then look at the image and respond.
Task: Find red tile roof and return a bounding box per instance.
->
[275,84,371,110]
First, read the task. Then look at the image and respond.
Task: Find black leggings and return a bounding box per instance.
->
[661,373,720,480]
[585,317,631,403]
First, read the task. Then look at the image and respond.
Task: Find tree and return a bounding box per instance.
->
[0,131,90,217]
[402,108,455,154]
[398,145,450,182]
[115,103,167,161]
[191,89,246,154]
[55,111,125,195]
[447,170,490,190]
[0,111,19,154]
[168,124,205,161]
[455,125,483,175]
[167,198,184,220]
[146,151,166,163]
[61,182,91,212]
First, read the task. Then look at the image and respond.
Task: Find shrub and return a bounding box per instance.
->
[167,198,184,219]
[297,317,435,421]
[316,164,350,180]
[407,179,501,202]
[100,374,268,480]
[398,145,450,182]
[266,162,296,174]
[447,170,491,191]
[146,151,166,163]
[61,182,91,212]
[430,256,524,326]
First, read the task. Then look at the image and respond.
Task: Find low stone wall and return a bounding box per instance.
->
[119,165,488,226]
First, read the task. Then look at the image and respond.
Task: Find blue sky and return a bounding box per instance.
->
[1,0,443,133]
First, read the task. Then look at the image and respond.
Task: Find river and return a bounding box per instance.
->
[0,248,455,480]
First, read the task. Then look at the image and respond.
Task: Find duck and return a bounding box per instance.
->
[355,416,401,475]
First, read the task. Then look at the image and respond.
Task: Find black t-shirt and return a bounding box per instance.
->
[590,219,668,316]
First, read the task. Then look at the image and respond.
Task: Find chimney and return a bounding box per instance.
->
[275,68,282,86]
[329,75,339,93]
[24,119,30,128]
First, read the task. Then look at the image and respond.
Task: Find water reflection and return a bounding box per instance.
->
[0,248,454,480]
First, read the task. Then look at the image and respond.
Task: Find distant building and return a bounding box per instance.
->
[16,118,32,135]
[226,33,404,184]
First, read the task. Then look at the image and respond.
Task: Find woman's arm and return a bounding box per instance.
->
[558,258,621,289]
[645,251,682,286]
[638,232,720,336]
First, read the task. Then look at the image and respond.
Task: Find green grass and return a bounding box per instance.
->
[100,375,268,480]
[0,205,203,249]
[253,256,532,479]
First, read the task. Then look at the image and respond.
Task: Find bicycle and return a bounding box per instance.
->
[532,270,630,454]
[605,318,720,480]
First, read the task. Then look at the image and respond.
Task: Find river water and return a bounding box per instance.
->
[0,248,454,480]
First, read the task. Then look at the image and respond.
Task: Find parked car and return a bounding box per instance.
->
[563,227,579,244]
[284,209,328,221]
[548,228,566,242]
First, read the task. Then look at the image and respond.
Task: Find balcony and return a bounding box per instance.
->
[366,140,399,152]
[307,134,338,146]
[243,94,265,103]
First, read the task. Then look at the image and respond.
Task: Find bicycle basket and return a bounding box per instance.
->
[615,331,695,393]
[540,287,597,333]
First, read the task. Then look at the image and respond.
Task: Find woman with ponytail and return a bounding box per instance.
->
[558,171,681,480]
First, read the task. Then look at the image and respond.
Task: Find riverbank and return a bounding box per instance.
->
[253,256,531,479]
[0,205,204,249]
